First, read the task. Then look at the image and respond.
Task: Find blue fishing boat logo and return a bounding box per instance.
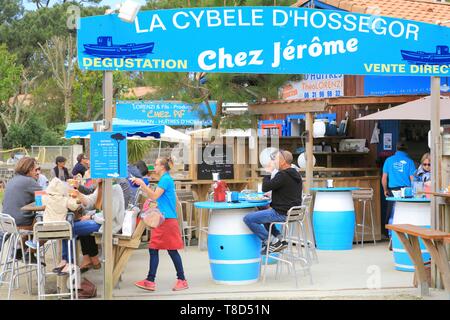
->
[83,36,154,58]
[401,45,450,65]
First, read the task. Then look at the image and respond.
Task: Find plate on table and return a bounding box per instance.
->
[246,197,270,203]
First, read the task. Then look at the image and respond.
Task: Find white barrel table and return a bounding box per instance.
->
[386,197,431,272]
[310,187,360,250]
[194,199,270,285]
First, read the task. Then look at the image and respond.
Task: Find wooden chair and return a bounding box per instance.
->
[385,224,450,298]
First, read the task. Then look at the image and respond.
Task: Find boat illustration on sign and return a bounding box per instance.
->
[401,46,450,65]
[83,36,154,58]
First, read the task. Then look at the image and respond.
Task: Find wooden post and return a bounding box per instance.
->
[305,113,314,192]
[103,70,114,300]
[430,76,441,289]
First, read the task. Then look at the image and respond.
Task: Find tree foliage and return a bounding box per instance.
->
[0,0,23,25]
[0,44,22,103]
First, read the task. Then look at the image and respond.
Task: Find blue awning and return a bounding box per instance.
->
[64,118,164,139]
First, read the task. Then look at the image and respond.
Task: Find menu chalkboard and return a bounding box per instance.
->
[197,145,234,180]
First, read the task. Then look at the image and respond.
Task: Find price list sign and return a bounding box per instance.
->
[90,131,128,179]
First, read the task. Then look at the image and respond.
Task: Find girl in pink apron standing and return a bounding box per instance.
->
[131,157,188,292]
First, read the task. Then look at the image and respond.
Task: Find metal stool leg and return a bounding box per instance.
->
[71,238,79,300]
[370,199,377,245]
[7,235,18,300]
[305,212,318,263]
[198,208,203,250]
[36,241,43,299]
[361,200,366,248]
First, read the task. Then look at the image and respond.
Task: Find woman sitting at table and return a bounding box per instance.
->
[2,157,42,260]
[55,179,125,274]
[131,156,188,292]
[414,153,431,183]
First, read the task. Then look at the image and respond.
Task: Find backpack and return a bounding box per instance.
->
[78,277,97,299]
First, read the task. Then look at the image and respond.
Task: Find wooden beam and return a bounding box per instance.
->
[248,100,327,115]
[248,95,426,115]
[326,95,425,106]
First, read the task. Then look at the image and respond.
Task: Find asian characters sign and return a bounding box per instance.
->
[78,7,450,76]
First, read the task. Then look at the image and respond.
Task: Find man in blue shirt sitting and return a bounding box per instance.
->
[382,141,416,236]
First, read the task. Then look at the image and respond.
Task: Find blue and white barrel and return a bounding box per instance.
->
[208,208,261,285]
[392,201,431,272]
[313,191,355,250]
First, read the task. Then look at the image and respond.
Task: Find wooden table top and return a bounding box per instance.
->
[422,191,450,198]
[21,202,46,212]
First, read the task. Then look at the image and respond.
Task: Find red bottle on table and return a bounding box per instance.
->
[213,180,227,202]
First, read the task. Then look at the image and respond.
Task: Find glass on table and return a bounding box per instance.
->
[412,181,424,198]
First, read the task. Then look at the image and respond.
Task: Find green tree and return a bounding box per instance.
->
[0,44,23,149]
[72,67,134,122]
[27,0,102,11]
[38,34,76,124]
[127,140,158,164]
[0,3,106,68]
[0,0,23,24]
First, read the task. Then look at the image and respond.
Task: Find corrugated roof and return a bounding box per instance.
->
[292,0,450,25]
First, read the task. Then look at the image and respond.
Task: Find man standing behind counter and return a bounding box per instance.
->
[381,141,416,237]
[243,150,303,254]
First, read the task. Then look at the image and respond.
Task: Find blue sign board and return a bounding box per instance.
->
[90,131,128,179]
[78,7,450,76]
[364,75,450,96]
[116,100,216,126]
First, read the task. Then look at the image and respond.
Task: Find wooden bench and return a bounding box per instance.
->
[93,219,147,288]
[385,224,450,298]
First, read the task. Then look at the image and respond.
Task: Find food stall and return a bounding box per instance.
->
[248,89,426,242]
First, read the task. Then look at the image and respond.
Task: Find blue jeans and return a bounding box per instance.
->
[243,208,287,243]
[146,249,185,282]
[62,220,101,262]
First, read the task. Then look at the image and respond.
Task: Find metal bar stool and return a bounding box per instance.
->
[0,213,37,300]
[197,191,214,251]
[301,194,319,263]
[176,189,200,247]
[33,220,79,300]
[261,206,313,287]
[352,188,377,247]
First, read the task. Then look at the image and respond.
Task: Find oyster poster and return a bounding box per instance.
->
[77,7,450,76]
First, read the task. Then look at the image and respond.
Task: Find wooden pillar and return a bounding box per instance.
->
[103,70,114,300]
[430,76,441,289]
[305,113,314,193]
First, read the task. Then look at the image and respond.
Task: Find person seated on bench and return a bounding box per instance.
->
[131,156,189,292]
[55,179,125,274]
